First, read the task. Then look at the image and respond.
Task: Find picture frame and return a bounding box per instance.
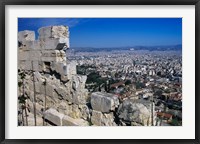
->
[0,0,199,143]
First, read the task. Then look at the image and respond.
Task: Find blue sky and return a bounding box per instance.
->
[18,18,182,48]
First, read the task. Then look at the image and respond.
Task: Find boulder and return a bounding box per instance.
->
[44,108,64,126]
[117,100,153,126]
[91,110,116,126]
[62,115,89,126]
[90,92,119,113]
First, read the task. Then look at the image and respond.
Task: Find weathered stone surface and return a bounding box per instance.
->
[91,110,116,126]
[26,99,44,116]
[25,40,40,49]
[117,100,153,126]
[18,60,41,71]
[72,89,88,105]
[44,108,64,126]
[39,26,69,39]
[62,115,89,126]
[38,26,70,49]
[29,51,42,61]
[62,115,79,126]
[57,101,68,113]
[18,60,32,70]
[40,38,60,50]
[51,25,69,38]
[18,30,35,45]
[18,50,30,61]
[34,72,44,82]
[68,62,77,75]
[41,50,63,62]
[91,92,119,113]
[91,110,102,126]
[70,104,82,119]
[55,62,68,75]
[54,86,72,102]
[40,83,56,97]
[79,105,90,120]
[72,75,87,91]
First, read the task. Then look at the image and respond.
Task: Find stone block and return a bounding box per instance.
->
[91,110,116,126]
[62,115,89,126]
[38,26,52,39]
[18,30,35,44]
[55,62,67,75]
[91,110,102,126]
[18,50,30,61]
[40,38,60,49]
[117,100,154,126]
[44,108,64,126]
[18,60,32,70]
[29,50,42,61]
[62,115,79,126]
[41,50,63,62]
[91,92,119,113]
[25,40,41,49]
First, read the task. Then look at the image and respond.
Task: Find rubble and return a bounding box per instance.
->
[44,108,64,126]
[91,110,116,126]
[91,92,119,113]
[117,99,156,126]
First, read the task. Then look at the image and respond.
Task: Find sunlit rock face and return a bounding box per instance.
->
[18,26,89,126]
[117,99,156,126]
[90,92,119,113]
[38,25,70,50]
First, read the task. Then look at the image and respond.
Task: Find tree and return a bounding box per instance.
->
[125,80,131,85]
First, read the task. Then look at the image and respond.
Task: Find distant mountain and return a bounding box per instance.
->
[70,44,182,52]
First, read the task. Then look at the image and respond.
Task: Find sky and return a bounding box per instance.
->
[18,18,182,48]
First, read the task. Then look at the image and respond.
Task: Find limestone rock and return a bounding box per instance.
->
[72,89,88,105]
[72,75,87,91]
[117,100,152,126]
[79,105,90,120]
[62,115,89,126]
[18,30,35,46]
[91,92,119,113]
[38,25,70,49]
[70,104,81,119]
[91,110,102,126]
[44,108,64,126]
[91,110,116,126]
[54,86,72,102]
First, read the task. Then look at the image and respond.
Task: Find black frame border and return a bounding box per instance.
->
[0,0,199,144]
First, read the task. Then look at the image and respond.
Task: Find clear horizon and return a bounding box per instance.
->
[18,18,182,48]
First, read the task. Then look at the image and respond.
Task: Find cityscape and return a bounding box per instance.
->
[18,18,182,126]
